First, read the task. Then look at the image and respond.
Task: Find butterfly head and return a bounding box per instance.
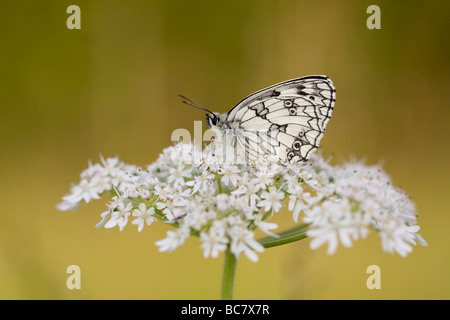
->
[206,112,221,128]
[178,94,223,128]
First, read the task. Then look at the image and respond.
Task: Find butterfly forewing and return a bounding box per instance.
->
[224,76,335,163]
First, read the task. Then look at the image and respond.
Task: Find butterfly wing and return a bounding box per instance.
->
[226,75,335,163]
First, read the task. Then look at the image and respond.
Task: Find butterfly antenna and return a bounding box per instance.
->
[178,94,214,114]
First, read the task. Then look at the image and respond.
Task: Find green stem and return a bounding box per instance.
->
[257,223,310,248]
[217,174,223,194]
[221,247,237,300]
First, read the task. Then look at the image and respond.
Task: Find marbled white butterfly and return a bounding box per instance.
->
[180,75,335,164]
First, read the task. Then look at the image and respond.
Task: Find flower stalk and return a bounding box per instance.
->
[221,247,237,300]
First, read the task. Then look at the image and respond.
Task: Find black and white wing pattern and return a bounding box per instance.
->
[222,75,335,163]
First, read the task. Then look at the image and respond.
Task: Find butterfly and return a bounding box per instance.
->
[180,75,335,164]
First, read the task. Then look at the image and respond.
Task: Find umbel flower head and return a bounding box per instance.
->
[57,140,426,262]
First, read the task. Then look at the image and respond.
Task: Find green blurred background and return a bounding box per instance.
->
[1,0,449,299]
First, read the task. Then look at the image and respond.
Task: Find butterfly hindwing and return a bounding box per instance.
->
[225,76,335,163]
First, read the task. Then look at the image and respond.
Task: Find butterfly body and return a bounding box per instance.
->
[202,75,335,164]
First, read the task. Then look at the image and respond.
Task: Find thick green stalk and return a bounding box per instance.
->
[221,247,237,300]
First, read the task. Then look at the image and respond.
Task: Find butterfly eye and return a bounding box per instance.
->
[289,107,297,116]
[298,129,305,137]
[207,115,218,127]
[293,140,302,151]
[284,100,293,107]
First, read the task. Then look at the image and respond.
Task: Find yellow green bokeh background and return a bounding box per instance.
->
[1,0,449,299]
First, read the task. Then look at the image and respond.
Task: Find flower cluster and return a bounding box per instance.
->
[303,156,427,256]
[57,141,426,261]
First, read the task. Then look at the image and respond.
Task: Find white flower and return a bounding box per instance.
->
[306,199,362,255]
[80,160,103,180]
[186,170,214,193]
[134,169,153,189]
[95,210,111,229]
[107,192,127,211]
[156,200,176,221]
[56,200,78,211]
[139,189,151,199]
[154,184,174,201]
[200,221,228,258]
[156,196,188,222]
[100,155,121,175]
[228,223,264,262]
[288,184,310,223]
[216,193,232,212]
[219,164,241,187]
[167,164,190,187]
[132,203,156,232]
[251,169,274,190]
[258,186,285,213]
[61,178,101,205]
[156,226,190,252]
[232,183,261,208]
[246,211,279,237]
[104,202,133,231]
[308,225,339,255]
[111,170,135,192]
[127,187,141,199]
[184,205,208,230]
[379,222,423,257]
